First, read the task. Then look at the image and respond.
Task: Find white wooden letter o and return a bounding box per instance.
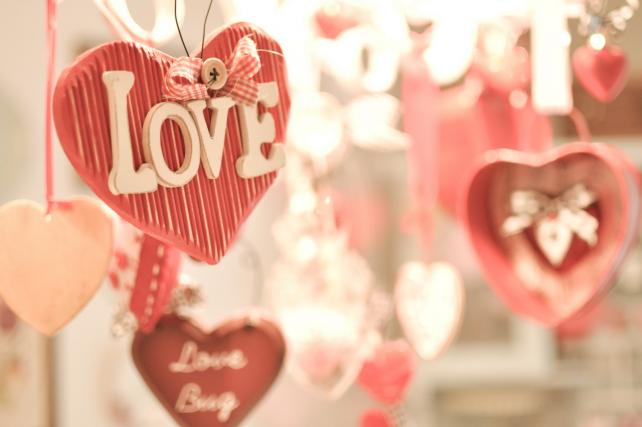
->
[142,102,201,188]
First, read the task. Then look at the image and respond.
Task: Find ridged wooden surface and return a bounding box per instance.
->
[54,22,290,264]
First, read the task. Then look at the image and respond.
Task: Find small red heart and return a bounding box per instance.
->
[314,3,362,39]
[132,314,285,427]
[357,340,416,405]
[572,45,629,103]
[54,23,290,264]
[360,409,394,427]
[462,143,641,326]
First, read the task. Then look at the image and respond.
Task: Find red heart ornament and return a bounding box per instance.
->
[357,340,416,405]
[53,22,290,264]
[132,313,285,427]
[360,409,394,427]
[572,45,629,103]
[462,143,640,326]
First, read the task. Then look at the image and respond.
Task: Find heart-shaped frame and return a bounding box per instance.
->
[461,143,640,326]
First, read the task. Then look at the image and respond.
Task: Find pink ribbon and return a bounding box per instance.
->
[163,36,261,105]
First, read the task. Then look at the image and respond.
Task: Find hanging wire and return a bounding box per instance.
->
[173,0,215,57]
[174,0,189,56]
[201,0,215,58]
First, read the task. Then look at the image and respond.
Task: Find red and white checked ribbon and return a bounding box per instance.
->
[163,36,261,105]
[163,57,209,101]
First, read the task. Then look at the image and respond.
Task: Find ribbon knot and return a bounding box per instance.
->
[501,183,599,266]
[163,36,261,105]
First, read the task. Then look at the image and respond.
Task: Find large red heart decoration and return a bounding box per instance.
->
[572,45,629,103]
[132,313,285,427]
[462,143,640,326]
[53,22,290,264]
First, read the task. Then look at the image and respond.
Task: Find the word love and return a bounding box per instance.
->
[103,71,285,195]
[169,340,248,373]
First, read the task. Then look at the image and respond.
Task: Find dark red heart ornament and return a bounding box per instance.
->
[572,45,629,103]
[132,313,286,427]
[462,143,640,326]
[53,22,290,264]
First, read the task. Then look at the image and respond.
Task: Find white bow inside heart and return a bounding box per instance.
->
[502,183,599,267]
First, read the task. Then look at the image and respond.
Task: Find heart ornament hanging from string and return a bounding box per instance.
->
[132,313,286,427]
[395,262,464,360]
[0,198,113,336]
[53,22,290,264]
[462,142,641,326]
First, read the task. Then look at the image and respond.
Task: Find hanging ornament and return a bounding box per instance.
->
[572,44,629,103]
[53,22,290,264]
[357,339,416,405]
[266,195,378,399]
[395,262,464,360]
[572,0,636,102]
[360,409,394,427]
[0,198,112,336]
[313,1,363,40]
[132,312,285,427]
[0,0,113,336]
[462,143,641,326]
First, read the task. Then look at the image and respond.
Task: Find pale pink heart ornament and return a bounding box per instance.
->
[0,197,113,335]
[462,143,641,326]
[395,262,464,360]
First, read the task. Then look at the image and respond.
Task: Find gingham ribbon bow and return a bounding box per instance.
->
[163,36,261,105]
[501,183,599,246]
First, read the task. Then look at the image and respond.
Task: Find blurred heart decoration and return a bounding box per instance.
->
[0,197,112,335]
[572,45,629,103]
[266,203,378,399]
[132,313,285,427]
[277,305,378,399]
[357,340,416,405]
[395,262,464,360]
[435,77,553,215]
[462,143,641,326]
[360,409,394,427]
[53,22,290,264]
[314,1,363,39]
